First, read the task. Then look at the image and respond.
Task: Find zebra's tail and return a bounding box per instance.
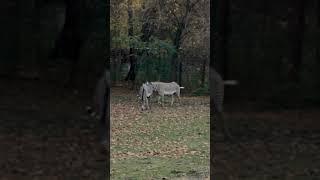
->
[224,80,238,86]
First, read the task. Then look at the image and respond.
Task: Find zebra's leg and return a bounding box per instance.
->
[162,95,165,107]
[217,112,234,141]
[141,97,146,111]
[176,90,181,105]
[158,96,161,104]
[146,97,149,109]
[170,95,174,106]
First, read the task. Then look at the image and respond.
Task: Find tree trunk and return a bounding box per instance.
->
[18,0,38,79]
[316,0,320,88]
[125,0,136,88]
[213,0,230,79]
[200,58,206,87]
[260,0,268,64]
[288,0,306,83]
[170,52,178,82]
[141,7,156,42]
[316,0,320,61]
[125,53,136,82]
[171,22,184,82]
[221,0,230,79]
[50,0,83,88]
[178,61,182,86]
[317,0,320,27]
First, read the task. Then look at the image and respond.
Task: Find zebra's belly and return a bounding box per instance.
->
[163,90,176,95]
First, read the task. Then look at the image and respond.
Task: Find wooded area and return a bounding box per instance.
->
[110,0,320,107]
[212,0,320,106]
[0,0,318,104]
[0,0,108,93]
[0,0,320,179]
[110,0,210,93]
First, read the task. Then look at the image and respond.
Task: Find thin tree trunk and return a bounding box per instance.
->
[288,0,306,83]
[316,0,320,86]
[36,1,46,79]
[259,0,268,66]
[316,0,320,60]
[221,0,230,79]
[50,0,84,89]
[178,61,182,86]
[125,0,136,88]
[140,6,156,42]
[105,0,110,176]
[171,52,178,82]
[317,0,320,27]
[201,58,206,87]
[213,0,230,79]
[172,22,184,82]
[213,0,230,102]
[18,0,38,79]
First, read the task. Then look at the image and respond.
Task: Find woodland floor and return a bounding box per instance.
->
[214,105,320,179]
[110,87,210,179]
[0,79,107,179]
[0,79,320,179]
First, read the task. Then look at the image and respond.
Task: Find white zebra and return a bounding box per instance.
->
[148,81,184,106]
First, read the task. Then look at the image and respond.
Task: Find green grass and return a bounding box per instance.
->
[112,156,208,179]
[111,92,209,179]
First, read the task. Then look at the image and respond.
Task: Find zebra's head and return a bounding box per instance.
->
[146,82,157,91]
[137,82,154,101]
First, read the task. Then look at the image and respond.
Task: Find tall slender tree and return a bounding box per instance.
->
[50,0,83,87]
[157,0,200,82]
[288,0,306,83]
[124,0,137,88]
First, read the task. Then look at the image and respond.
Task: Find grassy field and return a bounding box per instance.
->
[111,87,210,179]
[2,80,320,179]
